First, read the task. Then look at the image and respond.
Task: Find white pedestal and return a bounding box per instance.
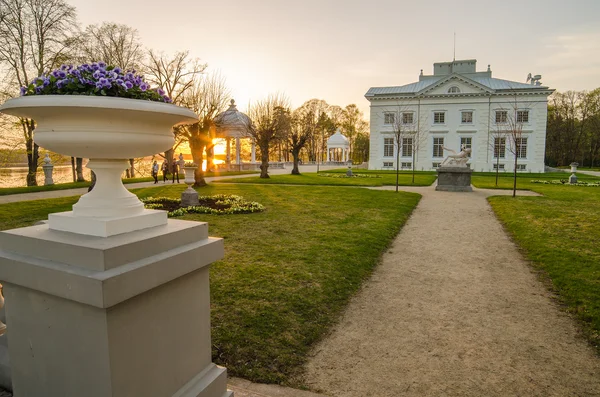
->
[0,220,233,397]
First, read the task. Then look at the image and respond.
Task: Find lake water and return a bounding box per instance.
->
[0,161,154,188]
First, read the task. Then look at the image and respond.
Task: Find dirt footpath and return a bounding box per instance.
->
[304,186,600,396]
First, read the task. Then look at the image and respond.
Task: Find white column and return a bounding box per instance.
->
[327,146,330,162]
[251,141,256,163]
[236,137,241,165]
[225,138,231,169]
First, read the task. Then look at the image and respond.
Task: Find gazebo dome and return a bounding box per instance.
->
[327,130,349,146]
[214,99,251,138]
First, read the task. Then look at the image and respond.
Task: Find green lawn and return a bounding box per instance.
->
[0,183,420,385]
[556,166,600,172]
[472,173,600,351]
[471,171,600,190]
[215,170,437,187]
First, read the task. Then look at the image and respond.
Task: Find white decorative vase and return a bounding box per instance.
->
[0,95,198,236]
[183,166,197,185]
[181,166,200,206]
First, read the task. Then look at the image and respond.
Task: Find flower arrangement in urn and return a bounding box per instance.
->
[0,62,198,237]
[21,62,171,102]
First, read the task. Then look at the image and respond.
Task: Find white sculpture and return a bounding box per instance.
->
[440,145,471,167]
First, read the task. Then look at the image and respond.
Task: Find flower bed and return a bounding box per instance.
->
[530,180,600,187]
[318,173,381,179]
[142,194,265,216]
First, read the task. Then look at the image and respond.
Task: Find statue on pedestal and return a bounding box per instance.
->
[441,145,471,167]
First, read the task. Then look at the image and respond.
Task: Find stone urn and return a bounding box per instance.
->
[181,166,200,206]
[569,162,579,184]
[0,95,197,236]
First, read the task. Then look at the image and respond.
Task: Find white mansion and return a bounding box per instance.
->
[365,59,554,172]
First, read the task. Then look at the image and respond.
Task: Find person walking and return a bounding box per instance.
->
[161,161,168,183]
[172,160,180,183]
[152,161,159,184]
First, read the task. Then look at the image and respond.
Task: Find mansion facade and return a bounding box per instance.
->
[365,59,554,172]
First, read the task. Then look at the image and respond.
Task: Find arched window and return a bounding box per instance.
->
[448,86,460,94]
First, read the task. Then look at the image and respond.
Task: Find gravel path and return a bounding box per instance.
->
[304,186,600,397]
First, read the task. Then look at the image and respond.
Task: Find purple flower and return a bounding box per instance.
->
[23,62,168,103]
[92,70,105,79]
[97,77,111,89]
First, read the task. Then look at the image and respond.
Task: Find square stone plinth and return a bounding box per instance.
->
[0,220,232,397]
[48,208,168,237]
[436,166,473,192]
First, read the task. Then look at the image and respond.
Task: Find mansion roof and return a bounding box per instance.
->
[365,59,553,99]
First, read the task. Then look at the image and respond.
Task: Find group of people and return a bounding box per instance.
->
[152,155,184,184]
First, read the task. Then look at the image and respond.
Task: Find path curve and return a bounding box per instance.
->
[304,186,600,396]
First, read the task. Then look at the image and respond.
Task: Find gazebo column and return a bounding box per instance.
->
[235,137,241,165]
[225,137,231,170]
[251,141,256,163]
[326,146,330,162]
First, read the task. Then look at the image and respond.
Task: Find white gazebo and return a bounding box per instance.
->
[214,99,254,169]
[327,129,350,162]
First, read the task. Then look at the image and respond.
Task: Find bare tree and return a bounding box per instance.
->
[340,104,369,161]
[288,106,314,174]
[77,22,144,72]
[387,106,412,192]
[587,89,600,167]
[75,22,146,177]
[384,102,428,191]
[145,50,206,170]
[0,0,77,186]
[488,127,506,187]
[491,97,529,197]
[246,94,291,178]
[179,72,230,186]
[296,99,328,162]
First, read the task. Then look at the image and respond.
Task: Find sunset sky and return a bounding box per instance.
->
[69,0,600,115]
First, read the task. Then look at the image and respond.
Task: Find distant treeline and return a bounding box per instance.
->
[546,88,600,167]
[0,149,71,167]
